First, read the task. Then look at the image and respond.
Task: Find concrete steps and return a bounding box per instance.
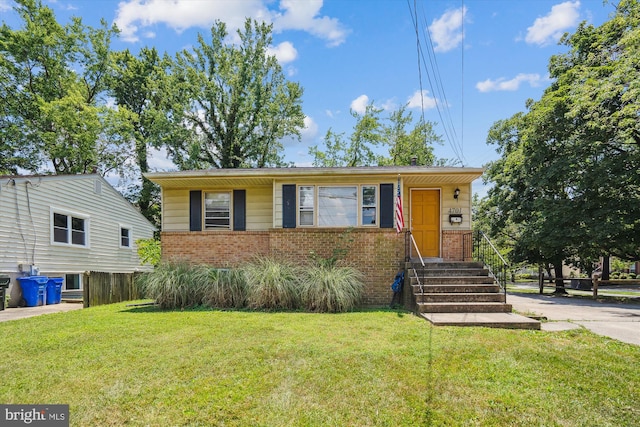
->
[409,260,539,329]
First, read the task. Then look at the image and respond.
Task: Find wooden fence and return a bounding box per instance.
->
[82,271,143,308]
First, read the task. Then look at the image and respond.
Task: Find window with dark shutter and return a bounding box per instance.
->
[282,184,296,228]
[233,190,246,231]
[379,183,394,228]
[189,190,202,231]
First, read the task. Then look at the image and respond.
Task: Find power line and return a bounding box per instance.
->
[407,0,466,165]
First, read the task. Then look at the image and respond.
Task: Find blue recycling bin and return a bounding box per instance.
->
[17,276,48,307]
[46,277,64,305]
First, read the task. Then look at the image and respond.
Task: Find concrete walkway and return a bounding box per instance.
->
[0,302,83,323]
[508,292,640,346]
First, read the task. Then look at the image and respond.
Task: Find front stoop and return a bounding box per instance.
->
[420,312,541,330]
[409,261,540,330]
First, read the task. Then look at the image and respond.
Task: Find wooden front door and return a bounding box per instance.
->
[410,189,440,258]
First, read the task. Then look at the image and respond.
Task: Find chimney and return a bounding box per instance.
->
[410,157,417,166]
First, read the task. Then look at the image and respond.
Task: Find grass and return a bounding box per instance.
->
[1,303,639,426]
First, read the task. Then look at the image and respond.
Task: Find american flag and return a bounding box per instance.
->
[395,179,404,233]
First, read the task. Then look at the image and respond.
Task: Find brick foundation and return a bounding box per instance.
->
[162,229,472,307]
[162,228,405,306]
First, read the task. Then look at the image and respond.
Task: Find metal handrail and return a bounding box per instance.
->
[409,232,424,294]
[473,230,509,297]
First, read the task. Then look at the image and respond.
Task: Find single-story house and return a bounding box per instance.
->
[146,166,484,306]
[0,174,156,306]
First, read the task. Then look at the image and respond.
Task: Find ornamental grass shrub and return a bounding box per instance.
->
[300,263,364,312]
[140,257,366,312]
[138,261,210,309]
[201,268,247,309]
[243,257,301,310]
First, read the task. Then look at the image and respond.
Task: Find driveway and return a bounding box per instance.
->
[0,302,83,323]
[508,292,640,346]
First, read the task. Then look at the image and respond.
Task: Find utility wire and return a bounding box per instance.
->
[407,0,466,165]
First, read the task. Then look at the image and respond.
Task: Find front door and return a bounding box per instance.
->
[410,189,440,258]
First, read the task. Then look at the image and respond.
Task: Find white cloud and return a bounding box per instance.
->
[407,90,438,110]
[0,0,11,11]
[350,95,369,114]
[301,116,319,142]
[267,41,298,64]
[114,0,265,43]
[475,73,543,92]
[428,6,468,53]
[525,1,581,46]
[114,0,347,47]
[271,0,349,47]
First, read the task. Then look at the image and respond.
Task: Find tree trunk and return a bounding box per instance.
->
[602,255,610,280]
[553,263,567,294]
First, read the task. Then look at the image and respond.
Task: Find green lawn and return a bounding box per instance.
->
[1,302,639,426]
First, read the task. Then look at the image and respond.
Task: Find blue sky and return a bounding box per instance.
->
[0,0,615,193]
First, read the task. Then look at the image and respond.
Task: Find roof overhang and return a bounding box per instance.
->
[145,166,485,189]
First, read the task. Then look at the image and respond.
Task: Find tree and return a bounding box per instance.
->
[0,0,132,175]
[169,19,305,169]
[108,47,179,226]
[310,102,442,167]
[482,0,640,290]
[310,102,384,167]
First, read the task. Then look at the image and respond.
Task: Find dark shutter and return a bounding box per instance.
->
[380,183,394,229]
[282,184,296,228]
[189,190,202,231]
[233,190,246,231]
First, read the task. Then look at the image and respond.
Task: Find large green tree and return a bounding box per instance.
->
[310,102,442,167]
[108,47,182,226]
[170,19,305,169]
[483,0,640,288]
[0,0,132,175]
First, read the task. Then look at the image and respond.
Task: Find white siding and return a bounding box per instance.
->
[0,175,156,275]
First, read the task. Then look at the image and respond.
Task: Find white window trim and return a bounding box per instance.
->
[50,207,90,248]
[203,191,232,230]
[119,224,132,249]
[361,185,378,227]
[298,184,378,228]
[64,273,83,291]
[298,185,315,227]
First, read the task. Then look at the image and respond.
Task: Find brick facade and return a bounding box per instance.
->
[161,228,405,306]
[442,230,473,262]
[161,229,472,307]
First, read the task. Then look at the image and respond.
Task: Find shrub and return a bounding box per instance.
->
[243,257,301,310]
[202,268,247,309]
[138,261,210,309]
[300,264,364,313]
[136,238,161,266]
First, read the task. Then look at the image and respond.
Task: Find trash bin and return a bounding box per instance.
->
[0,275,9,311]
[17,276,48,307]
[46,277,64,305]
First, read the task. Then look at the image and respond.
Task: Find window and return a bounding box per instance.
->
[120,227,131,248]
[298,186,315,226]
[361,186,377,225]
[65,274,81,291]
[204,192,231,229]
[318,186,357,227]
[52,210,88,246]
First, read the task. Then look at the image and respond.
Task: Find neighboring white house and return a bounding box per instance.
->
[0,174,156,306]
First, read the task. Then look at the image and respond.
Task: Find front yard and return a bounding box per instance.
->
[1,302,638,426]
